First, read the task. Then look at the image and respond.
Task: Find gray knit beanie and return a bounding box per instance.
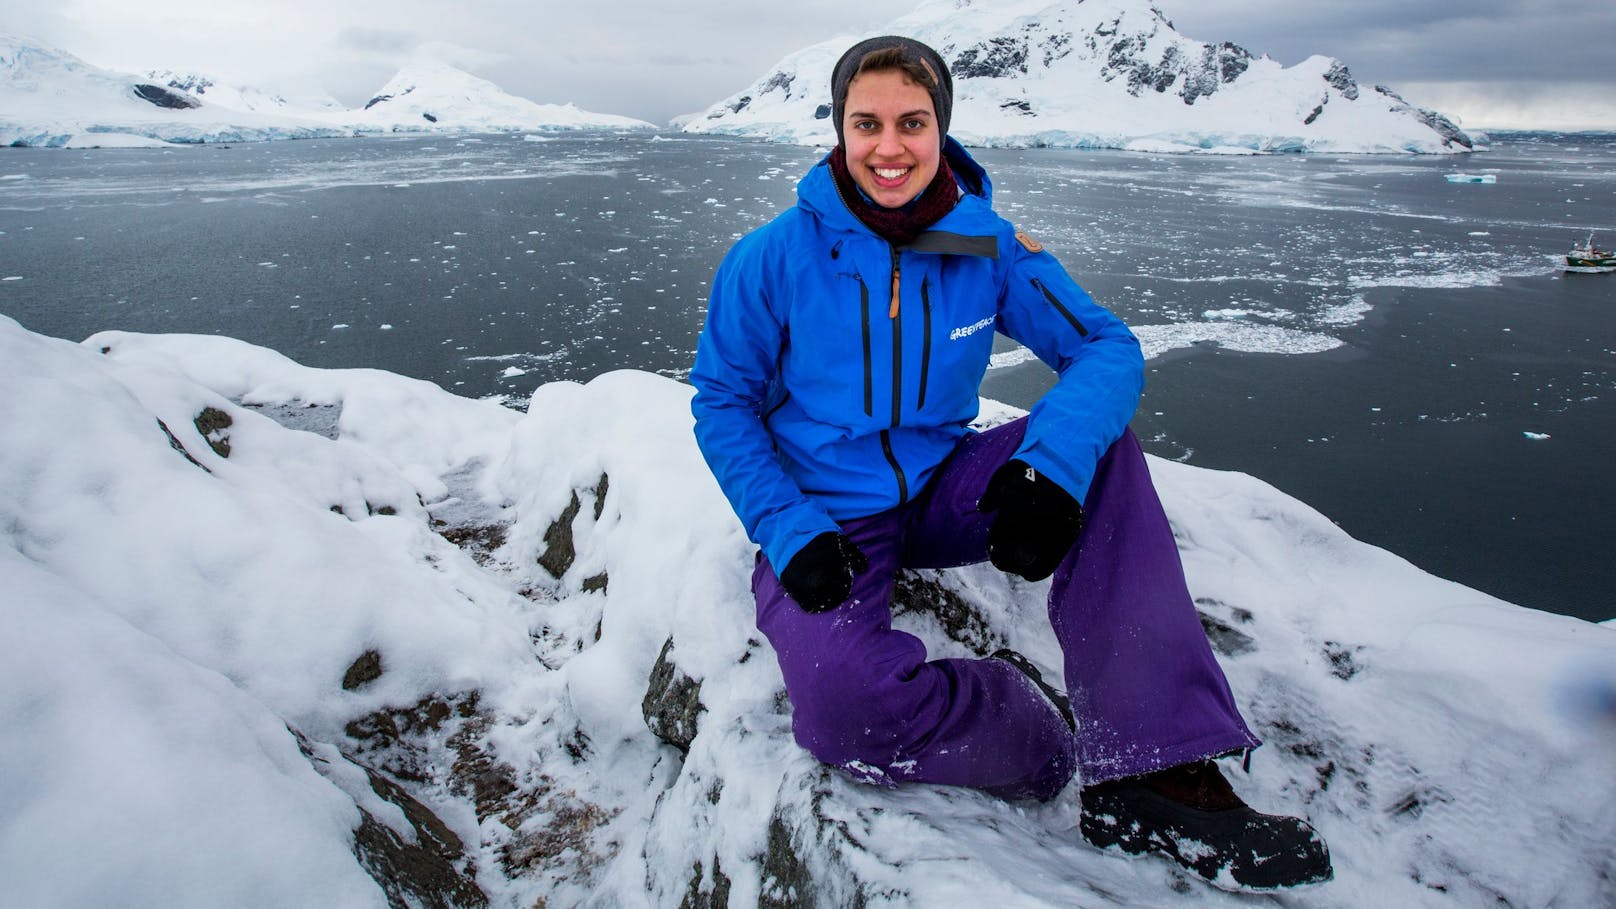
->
[830,36,953,148]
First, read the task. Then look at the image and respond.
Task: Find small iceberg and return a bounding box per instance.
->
[1445,173,1496,184]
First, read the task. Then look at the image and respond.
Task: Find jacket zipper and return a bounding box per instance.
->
[888,246,903,426]
[1030,277,1090,337]
[885,245,909,502]
[858,275,873,417]
[918,277,933,411]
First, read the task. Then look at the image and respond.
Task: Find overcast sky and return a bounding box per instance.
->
[6,0,1614,130]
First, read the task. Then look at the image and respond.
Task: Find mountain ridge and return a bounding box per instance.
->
[0,34,652,147]
[683,0,1480,154]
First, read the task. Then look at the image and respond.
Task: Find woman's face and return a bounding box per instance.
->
[841,68,941,209]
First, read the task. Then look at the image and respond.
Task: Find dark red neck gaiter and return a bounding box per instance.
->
[829,146,960,246]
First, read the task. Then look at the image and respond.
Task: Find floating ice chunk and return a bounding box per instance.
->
[380,324,394,330]
[2,276,22,282]
[331,323,350,329]
[501,366,527,378]
[1523,431,1551,441]
[1445,173,1496,184]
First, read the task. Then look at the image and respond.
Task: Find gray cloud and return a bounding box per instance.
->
[4,0,1612,129]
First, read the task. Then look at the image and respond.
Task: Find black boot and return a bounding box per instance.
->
[1080,760,1332,890]
[991,648,1075,732]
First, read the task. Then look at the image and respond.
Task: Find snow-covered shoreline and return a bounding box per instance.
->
[3,312,1612,906]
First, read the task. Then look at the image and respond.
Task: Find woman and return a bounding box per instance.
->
[690,35,1331,891]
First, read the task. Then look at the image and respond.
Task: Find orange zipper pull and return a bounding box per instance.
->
[889,266,900,319]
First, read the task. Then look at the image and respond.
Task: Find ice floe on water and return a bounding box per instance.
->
[1133,322,1345,360]
[988,320,1344,370]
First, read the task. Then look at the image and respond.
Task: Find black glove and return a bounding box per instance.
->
[779,531,869,613]
[977,459,1084,582]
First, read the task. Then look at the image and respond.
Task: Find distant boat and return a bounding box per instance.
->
[1445,173,1496,184]
[1565,233,1616,272]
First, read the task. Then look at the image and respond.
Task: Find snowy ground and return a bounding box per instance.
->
[3,313,1614,907]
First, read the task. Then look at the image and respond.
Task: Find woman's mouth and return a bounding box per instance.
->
[871,165,911,187]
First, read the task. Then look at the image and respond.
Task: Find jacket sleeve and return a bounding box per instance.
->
[994,238,1145,507]
[690,233,841,574]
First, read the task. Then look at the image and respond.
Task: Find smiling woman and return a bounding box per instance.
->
[687,34,1334,892]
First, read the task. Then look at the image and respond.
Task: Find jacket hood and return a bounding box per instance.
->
[796,137,995,239]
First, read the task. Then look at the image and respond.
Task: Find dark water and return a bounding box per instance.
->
[2,131,1612,622]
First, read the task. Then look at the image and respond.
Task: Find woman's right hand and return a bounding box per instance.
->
[779,532,869,612]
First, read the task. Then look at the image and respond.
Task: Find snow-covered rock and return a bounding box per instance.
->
[2,313,1611,906]
[684,0,1481,155]
[0,34,652,148]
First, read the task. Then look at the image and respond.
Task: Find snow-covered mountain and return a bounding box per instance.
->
[2,311,1612,906]
[344,62,652,134]
[144,68,348,116]
[684,0,1480,155]
[0,35,653,148]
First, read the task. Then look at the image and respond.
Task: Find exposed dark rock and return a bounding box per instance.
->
[495,780,619,880]
[364,93,394,110]
[952,37,1029,79]
[1412,107,1474,150]
[812,104,831,120]
[680,857,732,909]
[1194,598,1256,656]
[539,492,582,579]
[761,71,795,96]
[1181,42,1253,104]
[353,768,489,909]
[760,815,815,908]
[590,473,609,521]
[890,570,1004,655]
[1324,641,1364,680]
[156,418,211,473]
[344,649,384,690]
[1038,33,1072,67]
[346,693,478,783]
[438,523,508,565]
[422,112,439,123]
[643,637,704,755]
[581,572,608,593]
[1198,610,1258,656]
[1324,61,1360,100]
[1304,100,1326,126]
[1215,42,1253,84]
[539,474,610,579]
[193,406,232,458]
[999,99,1033,115]
[1374,85,1475,149]
[132,84,200,110]
[729,95,753,115]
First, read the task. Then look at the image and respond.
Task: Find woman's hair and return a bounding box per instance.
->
[829,36,955,147]
[852,46,939,90]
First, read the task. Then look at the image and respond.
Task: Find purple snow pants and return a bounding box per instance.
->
[753,419,1260,801]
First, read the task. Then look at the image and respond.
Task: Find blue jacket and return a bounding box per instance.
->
[691,139,1144,573]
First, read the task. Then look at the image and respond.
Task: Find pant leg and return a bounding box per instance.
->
[754,506,1075,801]
[905,419,1260,784]
[1049,429,1261,782]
